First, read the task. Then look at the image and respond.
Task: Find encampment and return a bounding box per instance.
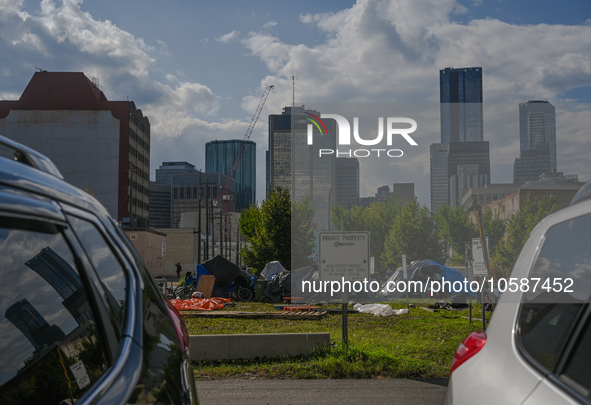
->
[381,259,476,299]
[260,261,286,281]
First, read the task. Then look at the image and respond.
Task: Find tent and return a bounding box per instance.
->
[261,266,317,303]
[381,259,476,299]
[195,255,254,298]
[260,261,286,281]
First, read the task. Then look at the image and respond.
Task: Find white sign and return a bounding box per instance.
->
[319,232,370,283]
[69,360,91,390]
[472,237,489,276]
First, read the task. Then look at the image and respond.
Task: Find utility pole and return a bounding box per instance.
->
[205,180,209,260]
[198,171,202,264]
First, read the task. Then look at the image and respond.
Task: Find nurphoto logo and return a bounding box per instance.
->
[304,113,418,158]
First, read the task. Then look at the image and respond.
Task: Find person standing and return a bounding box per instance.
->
[175,262,182,279]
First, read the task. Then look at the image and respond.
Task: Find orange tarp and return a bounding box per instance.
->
[170,297,231,311]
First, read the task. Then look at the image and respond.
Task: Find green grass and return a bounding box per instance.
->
[187,302,491,379]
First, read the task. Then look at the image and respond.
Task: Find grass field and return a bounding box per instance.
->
[186,301,492,379]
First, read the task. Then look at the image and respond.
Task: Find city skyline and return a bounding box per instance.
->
[0,0,589,208]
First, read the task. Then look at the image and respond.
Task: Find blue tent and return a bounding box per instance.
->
[381,259,476,298]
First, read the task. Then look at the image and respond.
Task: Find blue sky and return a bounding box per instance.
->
[1,0,590,207]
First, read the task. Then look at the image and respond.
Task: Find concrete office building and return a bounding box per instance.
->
[155,161,198,186]
[514,142,552,184]
[0,71,150,221]
[336,158,360,208]
[206,140,256,211]
[268,106,337,230]
[430,142,490,211]
[392,183,415,204]
[149,181,172,228]
[170,172,236,228]
[519,101,556,171]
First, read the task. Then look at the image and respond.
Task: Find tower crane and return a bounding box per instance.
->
[213,85,274,250]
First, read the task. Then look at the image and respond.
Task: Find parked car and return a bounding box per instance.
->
[446,183,591,404]
[0,134,198,404]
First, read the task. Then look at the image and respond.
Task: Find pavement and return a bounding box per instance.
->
[195,378,448,405]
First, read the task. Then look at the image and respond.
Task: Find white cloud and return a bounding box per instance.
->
[263,21,277,29]
[216,30,240,44]
[242,0,591,204]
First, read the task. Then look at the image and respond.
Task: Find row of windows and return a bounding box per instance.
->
[173,186,220,200]
[129,163,149,182]
[129,129,150,152]
[477,194,506,201]
[131,116,148,135]
[129,147,150,168]
[131,180,149,197]
[132,197,149,210]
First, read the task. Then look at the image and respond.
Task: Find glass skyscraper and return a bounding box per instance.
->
[515,100,556,178]
[440,67,483,142]
[205,140,256,212]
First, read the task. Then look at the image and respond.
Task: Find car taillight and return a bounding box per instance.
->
[450,331,487,375]
[166,301,190,354]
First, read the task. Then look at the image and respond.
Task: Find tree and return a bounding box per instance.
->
[481,206,506,258]
[331,197,401,277]
[492,194,558,275]
[239,204,261,240]
[381,198,444,269]
[435,204,478,264]
[240,186,315,274]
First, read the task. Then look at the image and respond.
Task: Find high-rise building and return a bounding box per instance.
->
[25,247,93,326]
[205,140,256,211]
[376,185,392,199]
[268,106,337,231]
[149,181,172,228]
[155,162,198,186]
[392,183,415,204]
[514,142,552,184]
[514,100,556,182]
[5,299,66,350]
[440,67,483,142]
[0,71,150,221]
[430,142,491,211]
[170,172,236,228]
[336,157,359,208]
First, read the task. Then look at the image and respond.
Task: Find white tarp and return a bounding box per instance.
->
[260,261,286,281]
[353,303,409,317]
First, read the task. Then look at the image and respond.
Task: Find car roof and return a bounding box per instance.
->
[0,150,111,222]
[570,181,591,206]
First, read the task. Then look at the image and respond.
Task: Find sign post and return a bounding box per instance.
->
[402,254,409,309]
[472,237,489,329]
[319,231,370,346]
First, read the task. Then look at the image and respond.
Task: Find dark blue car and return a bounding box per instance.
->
[0,135,198,404]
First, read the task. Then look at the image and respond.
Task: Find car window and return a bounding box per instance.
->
[0,216,109,403]
[560,315,591,394]
[518,213,591,372]
[67,216,128,333]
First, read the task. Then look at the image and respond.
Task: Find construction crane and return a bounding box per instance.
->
[214,85,274,246]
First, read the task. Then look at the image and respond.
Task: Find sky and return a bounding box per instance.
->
[0,0,590,208]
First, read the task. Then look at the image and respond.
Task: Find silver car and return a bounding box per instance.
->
[446,185,591,404]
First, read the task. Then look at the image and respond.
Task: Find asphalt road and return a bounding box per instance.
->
[196,378,448,405]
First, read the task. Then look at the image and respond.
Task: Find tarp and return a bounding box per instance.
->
[381,259,476,298]
[200,255,241,286]
[170,297,231,311]
[260,261,287,281]
[261,271,291,303]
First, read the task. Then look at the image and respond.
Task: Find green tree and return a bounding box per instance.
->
[492,194,558,275]
[481,206,506,258]
[240,186,315,274]
[381,198,444,269]
[239,204,261,240]
[331,198,400,277]
[435,204,478,264]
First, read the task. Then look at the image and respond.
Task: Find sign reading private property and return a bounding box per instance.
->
[319,232,370,283]
[472,237,489,276]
